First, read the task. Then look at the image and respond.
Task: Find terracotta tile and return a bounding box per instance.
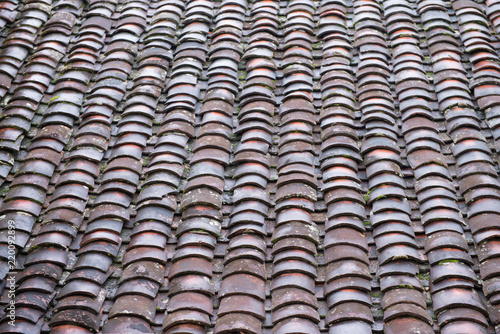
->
[4,0,500,331]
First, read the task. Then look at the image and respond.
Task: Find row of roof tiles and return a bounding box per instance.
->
[0,0,500,333]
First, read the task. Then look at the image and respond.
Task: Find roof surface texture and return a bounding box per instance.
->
[0,0,499,333]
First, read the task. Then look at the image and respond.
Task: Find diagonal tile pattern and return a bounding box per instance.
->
[0,0,499,333]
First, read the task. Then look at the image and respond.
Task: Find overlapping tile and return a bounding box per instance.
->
[97,1,199,333]
[416,0,500,327]
[0,1,114,331]
[384,0,490,332]
[0,0,53,98]
[269,1,321,333]
[211,1,273,333]
[0,0,19,32]
[44,0,173,332]
[317,0,373,333]
[456,0,500,166]
[0,0,499,332]
[0,4,77,185]
[0,1,93,282]
[353,0,435,332]
[156,0,241,331]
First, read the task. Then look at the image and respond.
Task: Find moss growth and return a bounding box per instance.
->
[238,71,247,80]
[312,41,323,49]
[29,243,44,252]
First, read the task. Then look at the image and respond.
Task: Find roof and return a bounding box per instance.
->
[0,0,499,333]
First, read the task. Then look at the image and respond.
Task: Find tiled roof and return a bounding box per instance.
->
[0,0,500,333]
